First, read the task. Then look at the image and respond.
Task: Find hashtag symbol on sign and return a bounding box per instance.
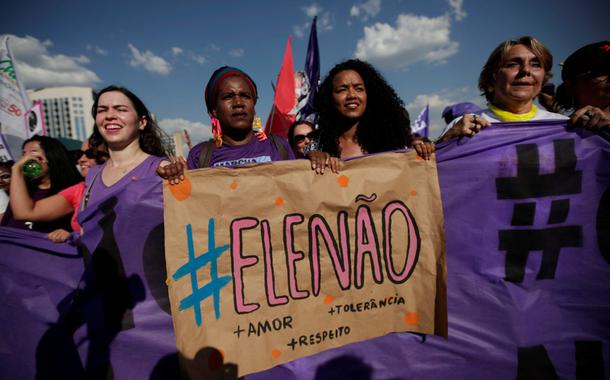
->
[173,219,231,327]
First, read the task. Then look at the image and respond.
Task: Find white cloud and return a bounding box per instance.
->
[302,3,322,17]
[448,0,467,21]
[294,4,334,38]
[86,44,108,56]
[208,44,221,52]
[354,13,459,69]
[318,12,334,32]
[293,24,307,38]
[229,48,245,58]
[171,48,206,65]
[127,43,172,75]
[350,0,381,21]
[8,35,101,88]
[74,55,90,64]
[189,53,206,64]
[405,87,483,138]
[158,118,212,153]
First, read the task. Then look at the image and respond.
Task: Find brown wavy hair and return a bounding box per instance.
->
[89,85,170,156]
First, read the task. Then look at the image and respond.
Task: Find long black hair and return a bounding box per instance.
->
[22,135,81,194]
[89,85,169,156]
[315,59,412,157]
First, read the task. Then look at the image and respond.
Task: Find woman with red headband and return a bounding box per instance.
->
[187,66,294,169]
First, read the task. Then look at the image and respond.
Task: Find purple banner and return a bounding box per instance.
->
[1,120,608,379]
[0,228,83,379]
[0,175,178,379]
[249,120,610,379]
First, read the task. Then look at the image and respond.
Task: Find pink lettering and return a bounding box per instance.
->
[262,220,288,306]
[383,201,420,282]
[230,218,260,313]
[285,214,309,299]
[309,212,351,295]
[354,206,383,288]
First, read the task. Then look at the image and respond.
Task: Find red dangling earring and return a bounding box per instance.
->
[211,115,222,147]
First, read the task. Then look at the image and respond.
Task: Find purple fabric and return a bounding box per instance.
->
[186,135,294,169]
[0,187,72,232]
[0,155,178,379]
[249,120,610,379]
[441,102,483,124]
[0,227,84,379]
[84,155,164,207]
[300,16,320,120]
[73,154,177,378]
[1,121,609,379]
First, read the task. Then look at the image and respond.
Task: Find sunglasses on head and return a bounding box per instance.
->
[293,131,316,144]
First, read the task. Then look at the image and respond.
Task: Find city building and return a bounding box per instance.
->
[27,86,95,142]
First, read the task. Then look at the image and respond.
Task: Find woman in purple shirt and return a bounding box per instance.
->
[187,66,294,169]
[82,85,175,208]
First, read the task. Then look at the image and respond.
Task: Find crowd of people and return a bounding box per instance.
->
[0,36,608,243]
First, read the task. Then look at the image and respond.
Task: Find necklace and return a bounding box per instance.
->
[109,152,144,174]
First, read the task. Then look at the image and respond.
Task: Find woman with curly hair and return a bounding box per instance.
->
[307,59,434,173]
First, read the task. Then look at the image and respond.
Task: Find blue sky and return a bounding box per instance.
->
[3,0,608,142]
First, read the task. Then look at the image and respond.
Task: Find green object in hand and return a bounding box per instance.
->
[22,159,43,179]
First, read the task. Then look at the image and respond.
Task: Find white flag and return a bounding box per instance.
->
[24,101,46,138]
[0,35,33,160]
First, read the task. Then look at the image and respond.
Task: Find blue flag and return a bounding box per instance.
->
[411,105,429,138]
[298,16,320,121]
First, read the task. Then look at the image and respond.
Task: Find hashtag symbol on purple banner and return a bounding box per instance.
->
[173,219,231,326]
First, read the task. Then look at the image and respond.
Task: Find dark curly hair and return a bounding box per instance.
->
[315,59,412,157]
[22,135,82,194]
[89,85,170,156]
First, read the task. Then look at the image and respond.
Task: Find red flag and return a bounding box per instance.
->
[265,36,296,138]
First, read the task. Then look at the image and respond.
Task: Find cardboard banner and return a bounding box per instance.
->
[164,151,447,377]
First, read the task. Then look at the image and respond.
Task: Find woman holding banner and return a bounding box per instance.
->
[186,66,294,169]
[555,40,610,130]
[305,59,434,174]
[32,85,180,378]
[438,36,567,141]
